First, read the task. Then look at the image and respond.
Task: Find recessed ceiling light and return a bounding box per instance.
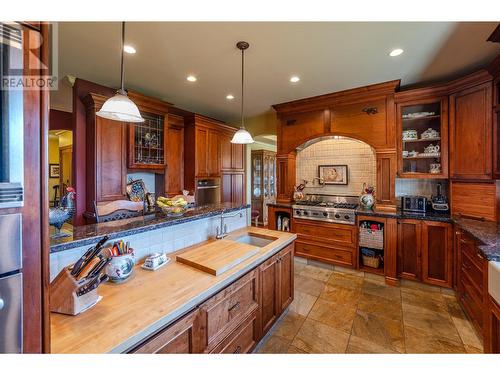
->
[186,75,197,82]
[123,45,136,54]
[226,94,234,100]
[389,48,404,57]
[290,76,300,83]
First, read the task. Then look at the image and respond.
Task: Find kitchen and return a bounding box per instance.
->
[1,7,500,370]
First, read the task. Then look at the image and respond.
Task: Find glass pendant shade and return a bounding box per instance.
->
[231,128,254,144]
[96,92,144,123]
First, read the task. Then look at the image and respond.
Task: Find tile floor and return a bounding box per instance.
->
[256,258,483,354]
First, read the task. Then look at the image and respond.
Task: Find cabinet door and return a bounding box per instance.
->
[166,124,184,195]
[450,82,493,179]
[487,297,500,354]
[231,173,245,205]
[195,127,208,177]
[96,117,127,201]
[421,221,453,288]
[259,254,280,335]
[278,244,294,312]
[397,220,421,281]
[221,173,232,203]
[220,133,232,171]
[131,309,206,353]
[207,129,220,176]
[232,143,245,170]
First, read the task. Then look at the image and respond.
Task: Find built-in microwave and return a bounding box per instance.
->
[0,22,24,208]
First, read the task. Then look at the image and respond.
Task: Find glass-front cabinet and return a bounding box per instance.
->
[251,150,276,225]
[397,97,448,178]
[128,112,168,169]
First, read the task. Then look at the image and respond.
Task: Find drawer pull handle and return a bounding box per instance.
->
[362,107,378,115]
[228,302,240,312]
[234,345,242,354]
[476,252,485,260]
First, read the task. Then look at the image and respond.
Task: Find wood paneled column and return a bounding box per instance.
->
[276,153,296,203]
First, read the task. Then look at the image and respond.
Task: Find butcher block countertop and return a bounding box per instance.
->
[50,227,296,354]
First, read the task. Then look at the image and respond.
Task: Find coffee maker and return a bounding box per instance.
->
[431,183,449,212]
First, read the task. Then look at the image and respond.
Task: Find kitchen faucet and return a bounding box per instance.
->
[312,177,325,187]
[215,210,243,239]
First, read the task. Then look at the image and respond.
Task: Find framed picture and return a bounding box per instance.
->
[318,165,348,185]
[49,164,60,178]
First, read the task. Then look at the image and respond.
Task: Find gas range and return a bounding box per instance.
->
[292,195,359,225]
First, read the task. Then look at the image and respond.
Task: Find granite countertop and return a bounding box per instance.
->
[50,203,250,253]
[50,227,297,354]
[356,207,452,223]
[454,217,500,262]
[267,202,294,208]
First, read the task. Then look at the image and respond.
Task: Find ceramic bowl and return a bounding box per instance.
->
[105,252,135,283]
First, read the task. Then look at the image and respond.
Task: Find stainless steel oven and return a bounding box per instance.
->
[196,178,221,206]
[0,213,23,353]
[0,22,24,208]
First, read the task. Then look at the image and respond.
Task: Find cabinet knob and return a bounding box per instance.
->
[234,345,242,354]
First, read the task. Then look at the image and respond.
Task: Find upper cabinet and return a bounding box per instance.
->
[450,81,493,180]
[128,112,168,170]
[166,114,184,196]
[489,55,500,179]
[396,96,449,179]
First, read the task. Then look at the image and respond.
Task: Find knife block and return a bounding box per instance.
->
[50,267,100,315]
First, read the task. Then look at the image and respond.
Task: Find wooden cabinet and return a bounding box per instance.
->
[207,129,220,177]
[221,172,245,205]
[165,114,184,195]
[450,181,497,221]
[131,308,206,354]
[396,96,449,178]
[194,126,209,177]
[251,150,276,225]
[397,220,452,288]
[486,296,500,353]
[221,133,244,171]
[294,218,356,268]
[127,112,168,170]
[450,82,493,180]
[259,243,294,336]
[210,311,259,354]
[456,230,488,337]
[84,93,128,206]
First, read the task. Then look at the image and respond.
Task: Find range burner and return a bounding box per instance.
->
[292,195,359,225]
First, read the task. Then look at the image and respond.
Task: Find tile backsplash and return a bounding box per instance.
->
[296,137,376,196]
[395,179,448,201]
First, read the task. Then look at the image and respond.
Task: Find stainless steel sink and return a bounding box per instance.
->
[234,233,276,248]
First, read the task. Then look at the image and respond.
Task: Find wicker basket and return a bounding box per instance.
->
[362,254,381,269]
[359,227,384,250]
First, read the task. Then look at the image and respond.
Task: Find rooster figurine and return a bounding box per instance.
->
[49,187,76,238]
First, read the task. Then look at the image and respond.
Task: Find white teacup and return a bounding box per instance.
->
[402,150,409,157]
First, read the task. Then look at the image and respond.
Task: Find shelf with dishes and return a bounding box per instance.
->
[402,137,441,143]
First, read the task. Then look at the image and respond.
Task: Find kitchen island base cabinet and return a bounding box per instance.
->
[486,296,500,353]
[130,241,294,354]
[130,309,206,354]
[397,220,452,288]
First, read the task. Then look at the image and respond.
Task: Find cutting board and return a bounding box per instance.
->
[176,239,259,276]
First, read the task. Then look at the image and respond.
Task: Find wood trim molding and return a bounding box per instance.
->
[272,79,401,114]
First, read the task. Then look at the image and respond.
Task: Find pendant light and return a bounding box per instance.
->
[231,41,254,144]
[96,22,144,123]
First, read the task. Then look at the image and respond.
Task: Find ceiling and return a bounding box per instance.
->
[52,22,500,122]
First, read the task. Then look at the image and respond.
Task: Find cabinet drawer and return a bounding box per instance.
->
[461,251,485,294]
[295,241,353,267]
[210,311,258,354]
[460,273,484,331]
[461,237,487,268]
[294,220,356,248]
[200,270,259,348]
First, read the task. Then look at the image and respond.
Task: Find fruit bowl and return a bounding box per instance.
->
[156,196,189,217]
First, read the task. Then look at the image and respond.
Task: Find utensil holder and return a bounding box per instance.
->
[50,267,100,315]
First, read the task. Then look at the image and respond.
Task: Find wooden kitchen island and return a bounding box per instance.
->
[50,227,296,354]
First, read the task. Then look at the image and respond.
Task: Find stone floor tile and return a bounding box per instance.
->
[402,303,461,342]
[292,318,350,353]
[451,316,483,351]
[351,310,405,353]
[294,261,307,275]
[288,290,317,316]
[363,272,386,285]
[441,287,456,296]
[442,294,467,320]
[333,265,365,277]
[272,311,306,341]
[294,274,326,297]
[346,335,399,354]
[465,344,483,353]
[319,284,362,307]
[400,279,442,294]
[299,264,333,282]
[257,334,291,353]
[307,259,334,270]
[362,280,401,302]
[357,292,403,322]
[401,288,449,315]
[287,345,308,354]
[404,325,466,353]
[308,298,357,333]
[327,272,364,290]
